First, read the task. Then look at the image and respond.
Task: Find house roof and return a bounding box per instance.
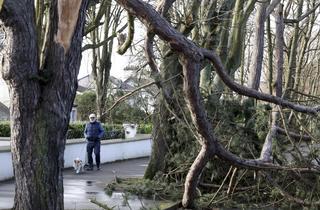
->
[77,74,133,93]
[0,101,9,112]
[0,101,10,120]
[78,75,95,91]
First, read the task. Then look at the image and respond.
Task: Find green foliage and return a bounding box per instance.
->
[106,89,150,124]
[74,91,96,121]
[0,117,123,138]
[123,178,183,202]
[68,121,122,132]
[137,123,152,134]
[75,89,151,124]
[67,121,123,139]
[68,121,87,131]
[118,96,320,209]
[104,176,123,196]
[0,121,10,137]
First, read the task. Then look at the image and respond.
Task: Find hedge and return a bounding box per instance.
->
[0,121,10,137]
[69,121,123,132]
[0,121,124,138]
[0,121,152,137]
[137,123,152,134]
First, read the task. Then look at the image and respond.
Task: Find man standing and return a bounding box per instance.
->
[84,114,105,170]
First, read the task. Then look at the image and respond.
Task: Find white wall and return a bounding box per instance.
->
[0,78,9,108]
[0,134,151,181]
[0,149,13,181]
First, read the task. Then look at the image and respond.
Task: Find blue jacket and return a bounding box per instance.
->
[84,121,105,142]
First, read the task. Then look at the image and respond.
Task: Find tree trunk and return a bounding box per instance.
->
[284,0,303,96]
[266,17,273,95]
[248,0,267,90]
[275,4,284,98]
[0,0,88,209]
[90,2,116,123]
[144,49,180,179]
[292,1,316,99]
[212,0,255,99]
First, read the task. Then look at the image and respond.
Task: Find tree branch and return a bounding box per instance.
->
[261,170,320,206]
[107,81,156,112]
[202,48,320,116]
[284,2,320,23]
[117,11,134,55]
[82,24,127,52]
[276,127,312,141]
[144,0,179,111]
[266,0,280,18]
[84,0,110,36]
[199,182,256,192]
[89,199,114,210]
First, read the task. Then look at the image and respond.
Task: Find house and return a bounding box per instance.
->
[0,102,9,121]
[77,74,122,93]
[121,67,156,113]
[76,72,156,116]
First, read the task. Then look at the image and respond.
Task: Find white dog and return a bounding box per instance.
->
[73,158,84,173]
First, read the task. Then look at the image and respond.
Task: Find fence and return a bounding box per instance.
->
[67,130,123,140]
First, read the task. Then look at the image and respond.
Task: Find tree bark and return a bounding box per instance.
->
[145,52,180,179]
[212,0,255,100]
[0,0,88,209]
[248,0,267,90]
[144,0,181,179]
[284,0,303,96]
[275,4,284,98]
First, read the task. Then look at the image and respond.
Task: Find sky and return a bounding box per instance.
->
[0,18,146,108]
[0,45,132,108]
[79,47,130,80]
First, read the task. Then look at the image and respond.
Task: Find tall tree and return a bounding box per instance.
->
[284,0,304,95]
[82,1,133,123]
[247,0,280,90]
[0,0,89,209]
[115,0,320,208]
[83,1,118,123]
[211,0,256,100]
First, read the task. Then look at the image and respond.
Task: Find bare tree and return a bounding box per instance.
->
[247,0,280,90]
[115,0,320,208]
[82,1,130,123]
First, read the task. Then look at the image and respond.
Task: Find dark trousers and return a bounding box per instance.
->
[86,141,101,168]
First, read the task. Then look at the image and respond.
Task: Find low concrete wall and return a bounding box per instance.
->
[0,134,152,181]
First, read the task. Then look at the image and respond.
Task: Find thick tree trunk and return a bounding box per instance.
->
[144,50,180,179]
[178,48,217,207]
[212,0,255,100]
[0,0,88,209]
[145,104,172,179]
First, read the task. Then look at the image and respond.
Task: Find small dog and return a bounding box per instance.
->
[73,158,84,173]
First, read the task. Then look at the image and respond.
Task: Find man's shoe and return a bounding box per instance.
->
[87,168,94,171]
[97,166,100,170]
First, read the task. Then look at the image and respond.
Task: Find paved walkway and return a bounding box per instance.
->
[0,157,158,210]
